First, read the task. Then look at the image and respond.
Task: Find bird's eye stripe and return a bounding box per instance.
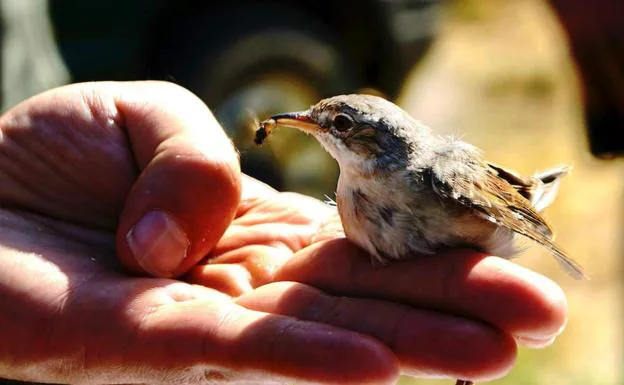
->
[351,126,375,137]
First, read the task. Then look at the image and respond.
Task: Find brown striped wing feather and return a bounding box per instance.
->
[430,159,587,280]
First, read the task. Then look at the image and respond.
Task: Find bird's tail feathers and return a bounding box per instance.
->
[529,165,571,212]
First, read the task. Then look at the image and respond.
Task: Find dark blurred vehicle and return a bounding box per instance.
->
[50,0,440,190]
[50,0,438,105]
[50,0,439,193]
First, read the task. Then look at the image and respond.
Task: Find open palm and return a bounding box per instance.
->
[0,82,567,385]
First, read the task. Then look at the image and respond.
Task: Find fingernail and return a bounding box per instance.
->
[516,335,557,348]
[126,210,190,277]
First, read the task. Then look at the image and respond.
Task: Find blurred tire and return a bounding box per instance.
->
[157,3,354,192]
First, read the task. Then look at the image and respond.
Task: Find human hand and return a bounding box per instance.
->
[193,178,568,381]
[0,81,567,384]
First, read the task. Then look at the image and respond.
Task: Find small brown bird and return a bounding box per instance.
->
[256,94,586,384]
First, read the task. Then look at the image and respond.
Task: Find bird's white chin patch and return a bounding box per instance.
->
[314,132,376,175]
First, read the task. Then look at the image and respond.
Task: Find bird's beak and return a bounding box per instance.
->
[270,111,320,133]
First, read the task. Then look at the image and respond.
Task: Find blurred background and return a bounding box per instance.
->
[1,0,622,384]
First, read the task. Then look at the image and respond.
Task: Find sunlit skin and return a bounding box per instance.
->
[0,81,566,384]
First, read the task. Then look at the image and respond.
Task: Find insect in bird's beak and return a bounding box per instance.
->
[254,111,320,145]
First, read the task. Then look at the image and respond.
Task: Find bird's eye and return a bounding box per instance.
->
[333,114,354,132]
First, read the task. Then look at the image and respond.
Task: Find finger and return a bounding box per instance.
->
[240,174,278,201]
[275,239,568,342]
[237,282,516,381]
[515,335,558,349]
[51,280,399,385]
[310,211,344,243]
[186,263,254,297]
[107,81,241,277]
[0,83,139,228]
[0,81,241,277]
[190,245,292,291]
[143,299,399,384]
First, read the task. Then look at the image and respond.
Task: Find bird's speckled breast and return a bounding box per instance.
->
[336,170,419,263]
[335,169,516,263]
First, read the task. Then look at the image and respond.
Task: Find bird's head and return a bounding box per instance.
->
[269,94,433,175]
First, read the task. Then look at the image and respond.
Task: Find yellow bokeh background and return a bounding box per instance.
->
[397,0,623,384]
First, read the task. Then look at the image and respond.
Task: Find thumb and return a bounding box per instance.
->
[112,81,241,277]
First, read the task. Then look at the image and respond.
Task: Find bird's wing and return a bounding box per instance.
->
[487,162,571,212]
[428,154,586,279]
[486,162,536,200]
